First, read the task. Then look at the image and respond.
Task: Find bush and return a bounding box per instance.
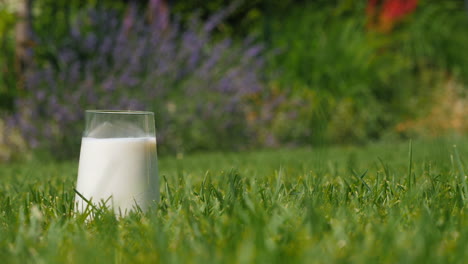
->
[0,3,17,111]
[265,1,468,145]
[9,8,266,158]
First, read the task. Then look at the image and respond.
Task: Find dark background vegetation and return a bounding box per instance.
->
[1,0,468,160]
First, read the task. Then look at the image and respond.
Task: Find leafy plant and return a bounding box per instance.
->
[0,3,18,111]
[9,8,266,157]
[266,0,468,145]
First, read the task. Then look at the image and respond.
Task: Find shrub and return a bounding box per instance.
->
[10,8,266,157]
[265,1,468,145]
[0,3,17,111]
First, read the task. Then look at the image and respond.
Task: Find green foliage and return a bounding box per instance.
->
[1,139,468,262]
[0,0,128,111]
[401,1,468,82]
[266,1,468,145]
[0,3,17,110]
[3,0,468,157]
[31,0,127,65]
[170,0,298,35]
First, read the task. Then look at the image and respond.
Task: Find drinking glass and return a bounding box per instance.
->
[75,110,159,215]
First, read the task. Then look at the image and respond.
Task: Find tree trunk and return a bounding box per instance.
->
[15,0,34,90]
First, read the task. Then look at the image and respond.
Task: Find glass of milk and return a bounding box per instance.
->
[75,110,159,216]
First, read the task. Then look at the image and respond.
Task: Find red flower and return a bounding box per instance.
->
[381,0,418,21]
[367,0,418,32]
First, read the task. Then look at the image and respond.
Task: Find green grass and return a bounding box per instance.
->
[1,138,468,263]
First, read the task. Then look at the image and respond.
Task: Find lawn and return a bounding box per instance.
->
[1,138,468,263]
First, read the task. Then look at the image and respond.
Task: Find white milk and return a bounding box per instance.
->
[75,137,159,215]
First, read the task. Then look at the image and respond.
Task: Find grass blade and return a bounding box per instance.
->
[453,145,468,204]
[407,139,413,190]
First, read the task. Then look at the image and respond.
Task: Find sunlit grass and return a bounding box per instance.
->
[1,138,467,263]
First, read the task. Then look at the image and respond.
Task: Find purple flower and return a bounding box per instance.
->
[11,6,269,156]
[84,34,97,51]
[35,90,46,101]
[102,78,115,91]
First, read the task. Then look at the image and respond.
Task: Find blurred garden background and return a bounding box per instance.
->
[1,0,468,161]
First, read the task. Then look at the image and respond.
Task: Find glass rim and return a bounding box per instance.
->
[85,110,154,115]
